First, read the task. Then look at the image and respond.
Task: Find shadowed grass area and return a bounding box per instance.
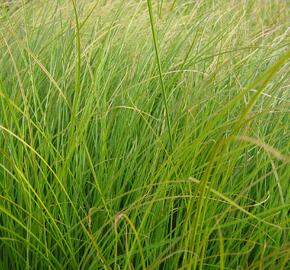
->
[0,0,289,269]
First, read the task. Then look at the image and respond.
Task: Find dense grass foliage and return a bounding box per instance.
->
[0,1,290,269]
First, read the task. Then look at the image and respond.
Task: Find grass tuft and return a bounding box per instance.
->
[0,0,289,269]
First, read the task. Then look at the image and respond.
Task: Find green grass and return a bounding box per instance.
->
[0,0,290,269]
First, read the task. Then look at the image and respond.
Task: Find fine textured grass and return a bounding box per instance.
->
[0,0,290,269]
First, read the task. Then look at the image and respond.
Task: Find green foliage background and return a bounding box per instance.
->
[0,1,289,269]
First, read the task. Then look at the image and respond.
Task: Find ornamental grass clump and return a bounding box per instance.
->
[0,0,289,269]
